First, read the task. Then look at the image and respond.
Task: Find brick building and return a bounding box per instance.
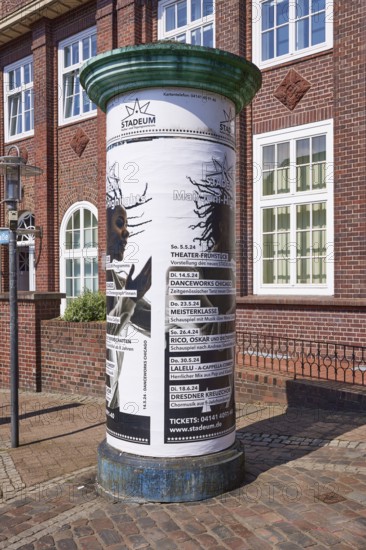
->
[0,0,365,392]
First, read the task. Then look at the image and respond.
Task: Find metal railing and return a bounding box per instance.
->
[236,332,366,386]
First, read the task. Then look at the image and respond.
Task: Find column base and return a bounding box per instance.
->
[96,438,245,502]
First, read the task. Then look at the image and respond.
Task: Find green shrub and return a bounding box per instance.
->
[63,290,106,322]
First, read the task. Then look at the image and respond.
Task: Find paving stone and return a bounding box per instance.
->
[78,536,104,550]
[98,528,122,546]
[55,540,78,550]
[126,534,151,549]
[73,524,94,537]
[36,535,56,549]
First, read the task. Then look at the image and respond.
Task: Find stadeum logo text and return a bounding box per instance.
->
[220,109,235,136]
[121,99,156,130]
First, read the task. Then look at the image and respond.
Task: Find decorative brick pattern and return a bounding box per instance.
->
[70,128,90,157]
[274,68,312,111]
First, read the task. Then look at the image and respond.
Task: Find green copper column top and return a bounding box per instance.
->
[80,43,261,114]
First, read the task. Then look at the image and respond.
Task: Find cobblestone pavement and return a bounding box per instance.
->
[1,391,366,549]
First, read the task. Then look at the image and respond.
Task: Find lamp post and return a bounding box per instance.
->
[0,146,42,448]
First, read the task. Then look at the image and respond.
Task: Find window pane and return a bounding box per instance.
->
[297,204,310,230]
[177,1,187,27]
[297,138,310,164]
[64,45,71,67]
[24,110,31,133]
[312,163,326,189]
[73,231,81,249]
[84,278,92,291]
[24,89,32,110]
[24,63,31,84]
[297,231,310,256]
[262,30,274,61]
[91,33,97,57]
[191,0,201,21]
[203,0,214,16]
[297,165,310,191]
[312,135,326,162]
[277,0,289,25]
[166,5,176,31]
[277,259,290,283]
[277,169,289,193]
[263,171,275,196]
[278,207,290,230]
[296,18,309,50]
[191,27,202,45]
[263,208,275,232]
[84,228,92,247]
[66,259,73,277]
[74,277,81,296]
[263,234,274,258]
[72,42,79,65]
[312,0,325,13]
[313,203,326,228]
[296,0,309,18]
[84,209,91,227]
[263,145,275,170]
[297,258,310,283]
[85,259,92,277]
[64,73,75,118]
[263,260,275,283]
[312,12,325,45]
[74,258,81,278]
[15,68,21,88]
[262,0,275,31]
[73,76,80,116]
[9,95,21,136]
[66,278,73,298]
[91,228,97,247]
[313,258,326,283]
[176,34,187,42]
[202,24,213,47]
[83,90,90,113]
[312,229,326,255]
[278,232,289,256]
[9,70,15,90]
[277,24,289,56]
[278,142,290,167]
[93,277,98,292]
[73,210,80,229]
[65,231,72,250]
[82,37,90,61]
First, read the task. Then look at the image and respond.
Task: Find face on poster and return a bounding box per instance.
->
[105,88,237,458]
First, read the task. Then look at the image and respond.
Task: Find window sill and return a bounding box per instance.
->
[5,132,34,144]
[257,47,333,73]
[58,112,97,129]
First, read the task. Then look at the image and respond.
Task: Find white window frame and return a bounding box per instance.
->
[253,119,334,296]
[17,211,36,292]
[60,201,98,314]
[252,0,333,69]
[58,27,97,126]
[158,0,215,47]
[3,56,34,142]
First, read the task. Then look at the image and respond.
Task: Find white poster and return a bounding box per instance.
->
[105,89,237,457]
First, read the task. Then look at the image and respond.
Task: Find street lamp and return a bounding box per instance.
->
[0,146,42,448]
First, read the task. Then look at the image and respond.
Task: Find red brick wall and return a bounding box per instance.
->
[237,302,366,346]
[0,294,62,391]
[40,319,105,396]
[333,0,366,299]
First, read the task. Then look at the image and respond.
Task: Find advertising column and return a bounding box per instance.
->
[80,43,261,501]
